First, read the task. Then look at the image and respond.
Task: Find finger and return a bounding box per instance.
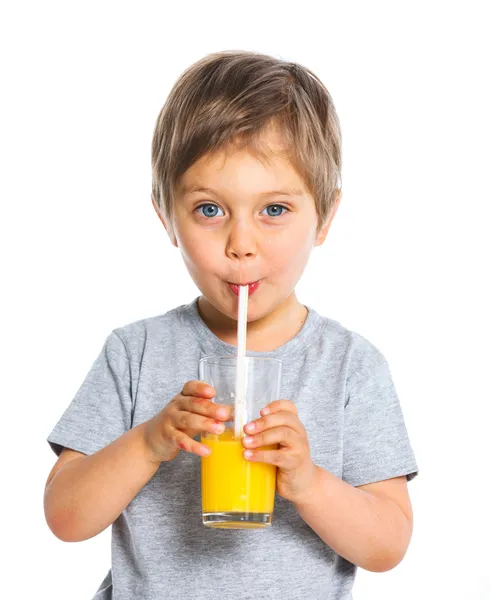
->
[178,396,232,422]
[174,431,212,457]
[261,399,298,416]
[181,380,216,399]
[242,426,300,450]
[244,411,304,436]
[172,410,226,436]
[243,447,295,469]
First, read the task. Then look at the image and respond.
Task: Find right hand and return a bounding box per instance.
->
[142,380,231,463]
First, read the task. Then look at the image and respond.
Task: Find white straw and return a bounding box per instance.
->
[234,285,248,439]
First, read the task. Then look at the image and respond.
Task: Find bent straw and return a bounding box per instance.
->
[234,285,248,439]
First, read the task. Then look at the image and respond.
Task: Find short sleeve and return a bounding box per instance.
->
[342,347,419,487]
[47,331,133,457]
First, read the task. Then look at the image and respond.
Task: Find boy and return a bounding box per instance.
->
[45,50,418,599]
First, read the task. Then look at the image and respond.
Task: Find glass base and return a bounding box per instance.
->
[202,512,272,529]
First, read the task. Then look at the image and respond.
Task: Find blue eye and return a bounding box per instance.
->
[196,204,225,218]
[262,204,288,217]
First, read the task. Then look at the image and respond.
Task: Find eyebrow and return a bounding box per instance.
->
[181,185,305,199]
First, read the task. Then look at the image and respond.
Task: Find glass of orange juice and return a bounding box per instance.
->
[199,355,282,529]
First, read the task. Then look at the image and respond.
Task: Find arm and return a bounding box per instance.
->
[44,380,231,543]
[293,470,413,572]
[241,400,414,573]
[44,423,160,542]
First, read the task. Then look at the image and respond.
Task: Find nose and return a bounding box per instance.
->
[225,219,257,260]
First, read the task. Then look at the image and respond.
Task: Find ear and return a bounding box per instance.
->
[315,190,341,247]
[151,196,178,247]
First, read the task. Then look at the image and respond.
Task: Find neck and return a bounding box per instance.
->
[197,293,308,352]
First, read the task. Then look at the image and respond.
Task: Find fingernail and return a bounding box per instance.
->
[245,422,255,432]
[261,407,270,415]
[216,408,228,419]
[243,436,253,445]
[213,422,224,433]
[244,450,253,459]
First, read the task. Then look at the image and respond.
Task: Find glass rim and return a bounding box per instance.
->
[199,355,283,367]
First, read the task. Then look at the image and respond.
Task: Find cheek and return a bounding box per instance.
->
[178,231,220,274]
[265,230,313,274]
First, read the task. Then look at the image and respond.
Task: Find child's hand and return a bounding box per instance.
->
[242,400,316,504]
[142,381,231,463]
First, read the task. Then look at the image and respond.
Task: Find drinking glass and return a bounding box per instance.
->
[199,355,282,529]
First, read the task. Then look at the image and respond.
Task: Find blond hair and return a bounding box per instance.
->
[151,50,342,233]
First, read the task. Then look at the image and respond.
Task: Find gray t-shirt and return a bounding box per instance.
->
[47,297,418,600]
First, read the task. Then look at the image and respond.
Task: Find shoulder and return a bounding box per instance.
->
[107,302,189,359]
[311,308,390,382]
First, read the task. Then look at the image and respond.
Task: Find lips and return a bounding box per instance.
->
[227,280,261,296]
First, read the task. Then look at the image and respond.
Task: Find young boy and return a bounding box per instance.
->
[45,50,418,599]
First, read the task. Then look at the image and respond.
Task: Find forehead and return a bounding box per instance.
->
[178,126,307,198]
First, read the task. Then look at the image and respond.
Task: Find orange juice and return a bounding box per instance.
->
[201,428,277,528]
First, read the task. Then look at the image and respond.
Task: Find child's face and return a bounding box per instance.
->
[154,128,338,324]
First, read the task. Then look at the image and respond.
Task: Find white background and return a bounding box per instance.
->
[1,1,489,598]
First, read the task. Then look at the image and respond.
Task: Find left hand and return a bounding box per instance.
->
[242,400,317,504]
